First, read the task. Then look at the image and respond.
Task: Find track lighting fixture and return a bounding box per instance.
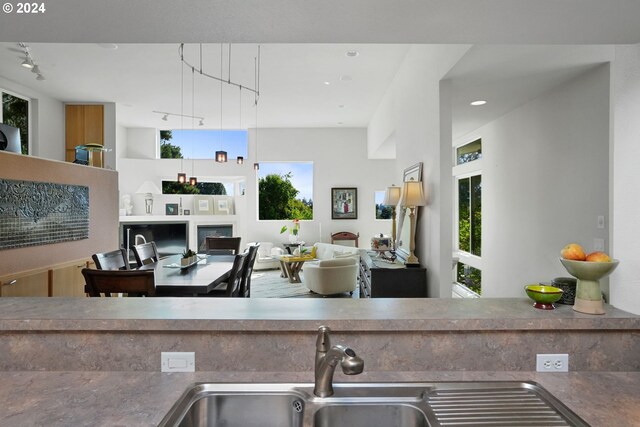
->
[153,110,203,123]
[17,43,45,81]
[161,114,168,121]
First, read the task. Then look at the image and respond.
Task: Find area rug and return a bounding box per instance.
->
[250,269,356,298]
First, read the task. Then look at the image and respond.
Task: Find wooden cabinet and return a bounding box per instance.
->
[358,250,427,298]
[65,104,104,163]
[51,260,91,297]
[0,271,48,297]
[0,259,92,297]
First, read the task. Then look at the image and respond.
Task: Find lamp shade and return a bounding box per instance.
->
[135,180,162,195]
[216,151,228,162]
[383,185,402,206]
[400,179,426,207]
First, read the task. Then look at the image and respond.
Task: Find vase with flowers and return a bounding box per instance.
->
[280,219,301,243]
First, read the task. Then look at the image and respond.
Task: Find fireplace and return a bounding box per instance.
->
[197,224,233,252]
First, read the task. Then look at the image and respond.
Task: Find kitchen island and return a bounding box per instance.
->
[0,297,638,425]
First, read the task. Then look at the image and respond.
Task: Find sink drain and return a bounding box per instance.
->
[292,399,304,413]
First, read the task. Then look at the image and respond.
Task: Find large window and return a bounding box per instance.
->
[453,138,482,296]
[159,129,248,159]
[1,90,29,155]
[258,162,313,220]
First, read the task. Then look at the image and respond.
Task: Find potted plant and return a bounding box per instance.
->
[181,249,197,266]
[280,219,300,243]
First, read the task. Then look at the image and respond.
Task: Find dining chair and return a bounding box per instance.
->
[239,243,260,298]
[205,236,242,255]
[132,241,160,267]
[82,268,156,297]
[206,251,248,297]
[330,231,359,247]
[92,248,130,270]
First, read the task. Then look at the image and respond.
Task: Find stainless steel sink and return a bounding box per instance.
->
[159,382,589,427]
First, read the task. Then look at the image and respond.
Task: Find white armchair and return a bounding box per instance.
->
[302,257,358,295]
[251,242,284,270]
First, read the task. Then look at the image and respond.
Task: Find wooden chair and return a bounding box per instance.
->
[92,248,130,270]
[132,241,160,267]
[330,231,360,247]
[82,268,156,297]
[205,236,242,255]
[239,243,260,298]
[206,251,248,297]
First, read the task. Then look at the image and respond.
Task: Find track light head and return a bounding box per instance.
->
[21,58,33,69]
[36,74,45,81]
[162,114,168,121]
[199,119,204,126]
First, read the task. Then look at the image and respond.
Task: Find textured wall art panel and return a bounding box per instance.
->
[0,179,89,250]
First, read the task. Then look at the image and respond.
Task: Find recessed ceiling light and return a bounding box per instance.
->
[98,43,119,50]
[470,100,487,106]
[346,51,359,57]
[323,81,331,85]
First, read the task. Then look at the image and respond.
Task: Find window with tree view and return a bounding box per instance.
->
[454,138,482,296]
[375,191,392,220]
[258,162,313,220]
[159,129,247,159]
[1,91,29,155]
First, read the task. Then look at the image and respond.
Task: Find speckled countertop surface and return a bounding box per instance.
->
[0,370,638,426]
[0,297,638,331]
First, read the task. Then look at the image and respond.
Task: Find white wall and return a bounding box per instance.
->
[610,44,640,314]
[368,44,471,297]
[246,128,396,246]
[461,64,610,298]
[0,76,65,160]
[117,127,396,249]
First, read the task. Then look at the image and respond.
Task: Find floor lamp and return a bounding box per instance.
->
[383,184,402,252]
[400,178,426,265]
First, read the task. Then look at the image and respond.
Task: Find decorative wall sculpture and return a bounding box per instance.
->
[0,179,89,250]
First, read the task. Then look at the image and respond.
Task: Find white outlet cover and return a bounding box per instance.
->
[161,352,195,372]
[536,353,568,372]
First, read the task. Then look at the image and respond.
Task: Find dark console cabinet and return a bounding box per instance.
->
[359,251,427,298]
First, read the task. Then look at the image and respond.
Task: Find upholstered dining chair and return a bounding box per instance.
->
[206,251,248,297]
[205,236,242,255]
[132,241,160,267]
[92,248,130,270]
[82,268,156,297]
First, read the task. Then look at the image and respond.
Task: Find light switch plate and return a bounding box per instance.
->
[597,215,605,229]
[594,238,605,252]
[161,352,195,372]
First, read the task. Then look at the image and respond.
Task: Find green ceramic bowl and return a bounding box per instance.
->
[524,284,563,310]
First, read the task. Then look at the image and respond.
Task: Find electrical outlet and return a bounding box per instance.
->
[594,238,605,252]
[536,354,568,372]
[161,352,195,372]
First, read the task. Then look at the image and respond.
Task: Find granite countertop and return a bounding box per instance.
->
[0,370,638,426]
[0,297,638,332]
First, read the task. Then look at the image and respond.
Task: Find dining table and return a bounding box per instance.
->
[138,254,235,296]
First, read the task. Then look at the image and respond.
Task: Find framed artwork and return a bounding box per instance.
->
[193,195,214,215]
[331,187,357,219]
[184,209,190,215]
[214,196,234,215]
[165,203,179,215]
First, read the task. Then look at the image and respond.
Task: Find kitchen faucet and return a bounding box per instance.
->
[314,325,364,397]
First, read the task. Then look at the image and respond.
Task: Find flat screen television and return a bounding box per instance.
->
[0,123,21,154]
[120,222,188,259]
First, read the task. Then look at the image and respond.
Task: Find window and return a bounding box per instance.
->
[258,162,313,220]
[161,180,233,196]
[159,129,248,160]
[453,138,482,296]
[1,90,29,155]
[374,190,392,220]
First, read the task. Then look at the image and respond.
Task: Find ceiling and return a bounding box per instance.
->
[0,1,633,135]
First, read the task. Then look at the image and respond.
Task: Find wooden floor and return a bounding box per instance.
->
[250,269,358,298]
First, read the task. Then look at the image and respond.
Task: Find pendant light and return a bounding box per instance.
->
[177,47,187,183]
[216,44,228,163]
[253,52,260,171]
[189,65,198,186]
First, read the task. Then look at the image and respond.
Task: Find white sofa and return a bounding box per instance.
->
[301,242,360,295]
[250,242,285,270]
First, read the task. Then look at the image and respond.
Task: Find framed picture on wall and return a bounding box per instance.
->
[331,187,357,219]
[165,203,179,215]
[193,195,214,215]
